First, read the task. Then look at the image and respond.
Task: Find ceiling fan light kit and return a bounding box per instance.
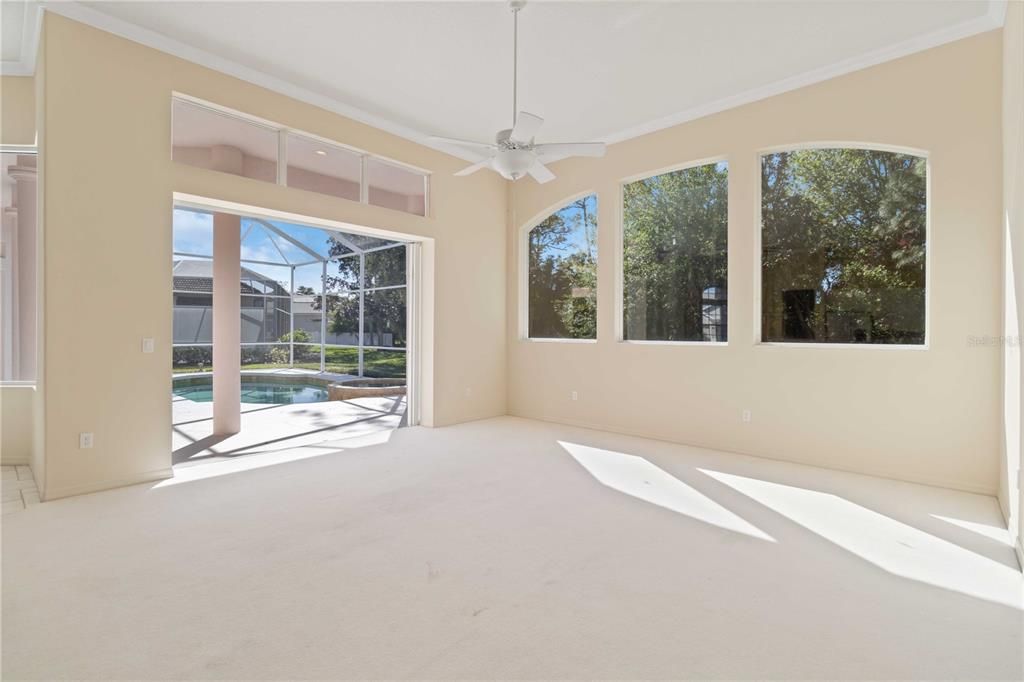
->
[430,0,606,184]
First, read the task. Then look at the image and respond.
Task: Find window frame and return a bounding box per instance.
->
[171,93,431,217]
[364,155,430,216]
[753,141,931,350]
[616,156,731,347]
[519,191,600,343]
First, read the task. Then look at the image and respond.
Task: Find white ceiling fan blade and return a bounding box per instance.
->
[510,112,544,144]
[454,158,493,177]
[534,142,607,162]
[429,135,498,153]
[527,162,556,184]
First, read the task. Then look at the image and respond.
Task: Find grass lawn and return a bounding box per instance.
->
[173,346,406,378]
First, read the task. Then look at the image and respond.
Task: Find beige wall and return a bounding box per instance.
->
[508,31,1003,494]
[1001,1,1024,562]
[1,76,36,146]
[20,12,1015,504]
[31,28,47,491]
[1,75,38,472]
[1,386,34,465]
[35,14,507,499]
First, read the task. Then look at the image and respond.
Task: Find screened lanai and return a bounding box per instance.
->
[172,207,408,379]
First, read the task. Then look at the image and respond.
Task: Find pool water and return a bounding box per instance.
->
[174,382,328,404]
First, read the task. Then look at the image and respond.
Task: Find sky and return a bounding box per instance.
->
[172,208,393,293]
[532,194,598,259]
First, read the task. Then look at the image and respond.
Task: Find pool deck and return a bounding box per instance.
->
[173,367,360,383]
[172,370,406,467]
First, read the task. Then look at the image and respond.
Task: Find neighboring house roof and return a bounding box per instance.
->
[172,259,289,296]
[173,276,214,294]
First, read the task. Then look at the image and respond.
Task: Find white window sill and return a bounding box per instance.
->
[620,340,728,347]
[521,337,597,344]
[756,342,929,351]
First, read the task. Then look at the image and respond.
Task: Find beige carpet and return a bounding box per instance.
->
[3,417,1021,680]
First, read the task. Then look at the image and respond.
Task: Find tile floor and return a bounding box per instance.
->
[2,465,39,514]
[173,379,407,467]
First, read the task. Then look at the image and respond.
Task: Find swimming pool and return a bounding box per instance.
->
[173,376,330,404]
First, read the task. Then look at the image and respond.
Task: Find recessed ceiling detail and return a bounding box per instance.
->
[0,0,42,76]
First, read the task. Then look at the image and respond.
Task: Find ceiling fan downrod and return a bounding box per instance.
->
[428,0,605,184]
[510,0,526,129]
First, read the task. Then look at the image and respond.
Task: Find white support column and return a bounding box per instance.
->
[8,158,37,381]
[213,212,241,436]
[359,155,368,204]
[320,260,327,373]
[404,243,418,426]
[289,265,295,366]
[358,252,366,378]
[277,130,288,186]
[1,205,20,381]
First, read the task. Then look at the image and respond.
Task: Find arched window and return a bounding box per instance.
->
[760,147,927,344]
[622,161,729,342]
[527,195,598,340]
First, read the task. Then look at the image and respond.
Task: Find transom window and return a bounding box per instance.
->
[622,161,729,342]
[760,148,927,344]
[171,97,429,217]
[527,195,598,340]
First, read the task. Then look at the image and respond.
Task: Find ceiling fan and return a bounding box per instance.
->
[430,0,606,184]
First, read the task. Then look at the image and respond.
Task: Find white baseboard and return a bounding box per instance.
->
[510,411,997,498]
[43,467,173,501]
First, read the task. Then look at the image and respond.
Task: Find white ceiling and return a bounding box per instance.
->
[3,1,1006,152]
[0,2,27,62]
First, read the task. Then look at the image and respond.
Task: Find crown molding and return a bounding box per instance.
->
[0,1,42,77]
[601,0,1008,144]
[29,1,480,162]
[4,0,1009,157]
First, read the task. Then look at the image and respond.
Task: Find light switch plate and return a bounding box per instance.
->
[142,338,155,353]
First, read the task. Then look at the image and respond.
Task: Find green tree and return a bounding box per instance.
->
[328,295,358,338]
[319,241,407,347]
[622,162,728,341]
[277,329,311,343]
[529,196,598,339]
[761,149,926,343]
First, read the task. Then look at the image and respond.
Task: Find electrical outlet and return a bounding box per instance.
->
[79,432,94,449]
[741,409,752,423]
[141,337,155,353]
[571,390,578,401]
